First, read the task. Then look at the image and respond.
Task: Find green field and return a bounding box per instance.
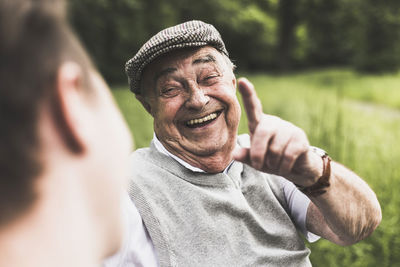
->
[113,69,400,266]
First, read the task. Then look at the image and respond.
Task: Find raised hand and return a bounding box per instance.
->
[233,77,323,187]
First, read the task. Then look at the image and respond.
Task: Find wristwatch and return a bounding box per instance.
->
[310,146,328,158]
[296,146,332,197]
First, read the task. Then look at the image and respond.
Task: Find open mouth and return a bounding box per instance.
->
[185,110,222,128]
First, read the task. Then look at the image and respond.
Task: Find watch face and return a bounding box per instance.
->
[310,146,328,157]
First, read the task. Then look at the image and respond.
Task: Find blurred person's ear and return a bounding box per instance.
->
[51,61,89,154]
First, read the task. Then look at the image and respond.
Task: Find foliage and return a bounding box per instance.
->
[113,69,400,266]
[351,0,400,72]
[68,0,400,84]
[68,0,279,83]
[299,0,354,66]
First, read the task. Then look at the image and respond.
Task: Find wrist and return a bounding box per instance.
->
[296,146,332,197]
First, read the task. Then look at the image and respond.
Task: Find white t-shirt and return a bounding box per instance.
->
[103,135,319,267]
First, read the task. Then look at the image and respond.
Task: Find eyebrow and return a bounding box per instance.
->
[152,54,217,83]
[192,54,217,65]
[153,67,177,83]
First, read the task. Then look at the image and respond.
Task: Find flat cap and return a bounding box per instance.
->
[125,20,228,94]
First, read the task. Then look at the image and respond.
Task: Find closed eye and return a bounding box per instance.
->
[200,75,220,86]
[205,75,218,80]
[160,87,180,97]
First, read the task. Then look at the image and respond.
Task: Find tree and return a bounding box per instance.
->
[276,0,299,71]
[352,0,400,72]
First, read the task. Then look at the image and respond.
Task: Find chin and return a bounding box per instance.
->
[188,143,224,156]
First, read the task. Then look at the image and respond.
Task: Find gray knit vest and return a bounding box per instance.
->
[128,136,312,267]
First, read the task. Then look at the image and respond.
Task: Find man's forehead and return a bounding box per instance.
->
[147,46,222,73]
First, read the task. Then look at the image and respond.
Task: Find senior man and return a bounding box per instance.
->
[118,20,381,266]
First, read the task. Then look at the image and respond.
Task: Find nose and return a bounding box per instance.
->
[184,82,209,110]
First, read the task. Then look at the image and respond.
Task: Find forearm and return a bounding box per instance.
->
[308,161,381,245]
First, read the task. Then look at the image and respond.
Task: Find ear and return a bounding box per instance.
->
[136,94,153,116]
[50,61,88,154]
[232,76,237,89]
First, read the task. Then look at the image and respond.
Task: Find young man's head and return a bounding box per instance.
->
[0,0,132,266]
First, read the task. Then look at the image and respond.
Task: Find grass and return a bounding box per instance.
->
[112,68,400,266]
[250,69,400,109]
[112,87,154,149]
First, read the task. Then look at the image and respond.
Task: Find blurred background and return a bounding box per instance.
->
[68,0,400,83]
[67,0,400,266]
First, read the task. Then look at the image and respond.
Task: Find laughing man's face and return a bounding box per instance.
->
[141,46,241,172]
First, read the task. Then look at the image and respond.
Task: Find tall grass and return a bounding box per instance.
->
[113,69,400,266]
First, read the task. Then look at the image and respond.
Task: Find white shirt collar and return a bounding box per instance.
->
[152,133,233,174]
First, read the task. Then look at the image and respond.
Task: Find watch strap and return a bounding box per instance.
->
[296,152,332,197]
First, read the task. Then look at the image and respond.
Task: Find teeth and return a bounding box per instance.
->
[187,112,218,126]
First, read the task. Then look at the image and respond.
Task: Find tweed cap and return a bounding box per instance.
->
[125,20,228,94]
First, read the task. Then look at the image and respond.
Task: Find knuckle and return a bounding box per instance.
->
[269,143,282,155]
[261,117,277,131]
[301,142,309,152]
[290,143,307,157]
[291,130,309,148]
[256,126,271,137]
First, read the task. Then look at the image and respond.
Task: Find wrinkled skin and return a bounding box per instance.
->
[138,46,241,173]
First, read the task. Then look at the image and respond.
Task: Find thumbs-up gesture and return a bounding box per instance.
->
[233,78,323,187]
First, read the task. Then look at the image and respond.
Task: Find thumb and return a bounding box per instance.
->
[232,146,251,165]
